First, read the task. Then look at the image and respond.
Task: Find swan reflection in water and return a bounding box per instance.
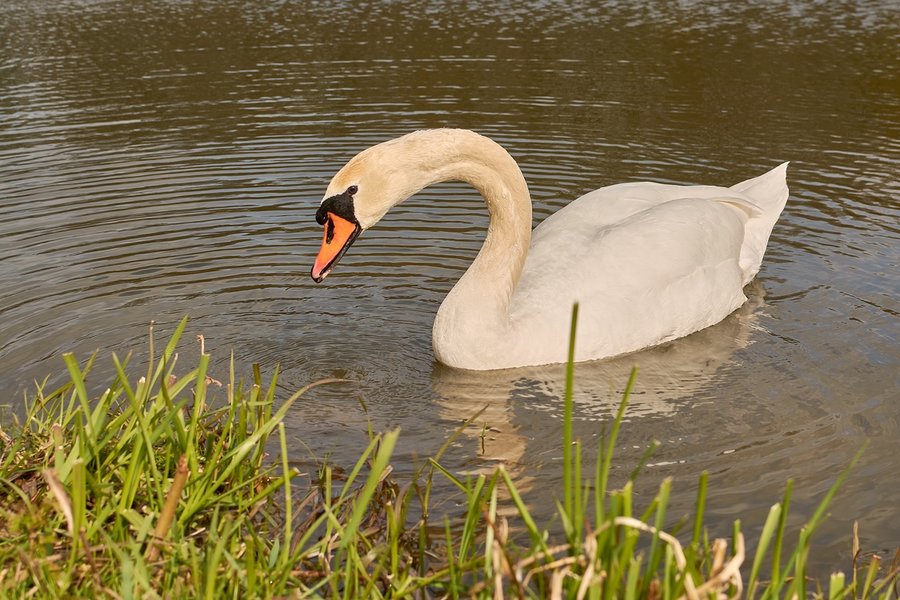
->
[429,279,768,490]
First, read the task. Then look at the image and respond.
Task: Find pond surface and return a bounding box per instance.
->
[1,0,898,575]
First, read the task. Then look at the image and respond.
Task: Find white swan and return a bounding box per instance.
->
[311,129,789,370]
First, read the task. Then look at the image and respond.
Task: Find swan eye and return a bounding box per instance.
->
[347,185,358,196]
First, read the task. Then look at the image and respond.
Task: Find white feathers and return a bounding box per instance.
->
[323,130,789,370]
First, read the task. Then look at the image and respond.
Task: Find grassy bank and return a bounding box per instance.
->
[1,316,897,598]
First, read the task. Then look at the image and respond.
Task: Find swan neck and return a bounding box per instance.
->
[423,131,532,366]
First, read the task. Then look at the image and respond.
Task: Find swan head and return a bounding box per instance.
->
[311,135,430,282]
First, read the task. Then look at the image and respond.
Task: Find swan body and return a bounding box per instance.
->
[311,129,788,370]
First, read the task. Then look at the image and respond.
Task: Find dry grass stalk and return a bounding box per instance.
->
[147,454,189,562]
[692,534,745,599]
[575,535,599,600]
[507,513,746,599]
[600,516,696,600]
[42,468,73,535]
[549,566,568,600]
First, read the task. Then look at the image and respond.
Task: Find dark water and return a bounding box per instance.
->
[2,0,898,575]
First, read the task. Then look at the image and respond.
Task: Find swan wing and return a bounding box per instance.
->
[511,191,752,362]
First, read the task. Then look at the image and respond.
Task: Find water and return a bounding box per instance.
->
[2,0,898,575]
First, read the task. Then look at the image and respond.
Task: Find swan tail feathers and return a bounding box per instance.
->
[731,162,790,209]
[731,162,790,284]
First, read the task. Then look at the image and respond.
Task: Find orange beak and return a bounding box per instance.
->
[311,212,362,282]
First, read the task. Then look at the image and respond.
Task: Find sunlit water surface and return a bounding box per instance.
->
[1,0,898,575]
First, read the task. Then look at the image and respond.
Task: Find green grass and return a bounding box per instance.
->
[0,313,897,598]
